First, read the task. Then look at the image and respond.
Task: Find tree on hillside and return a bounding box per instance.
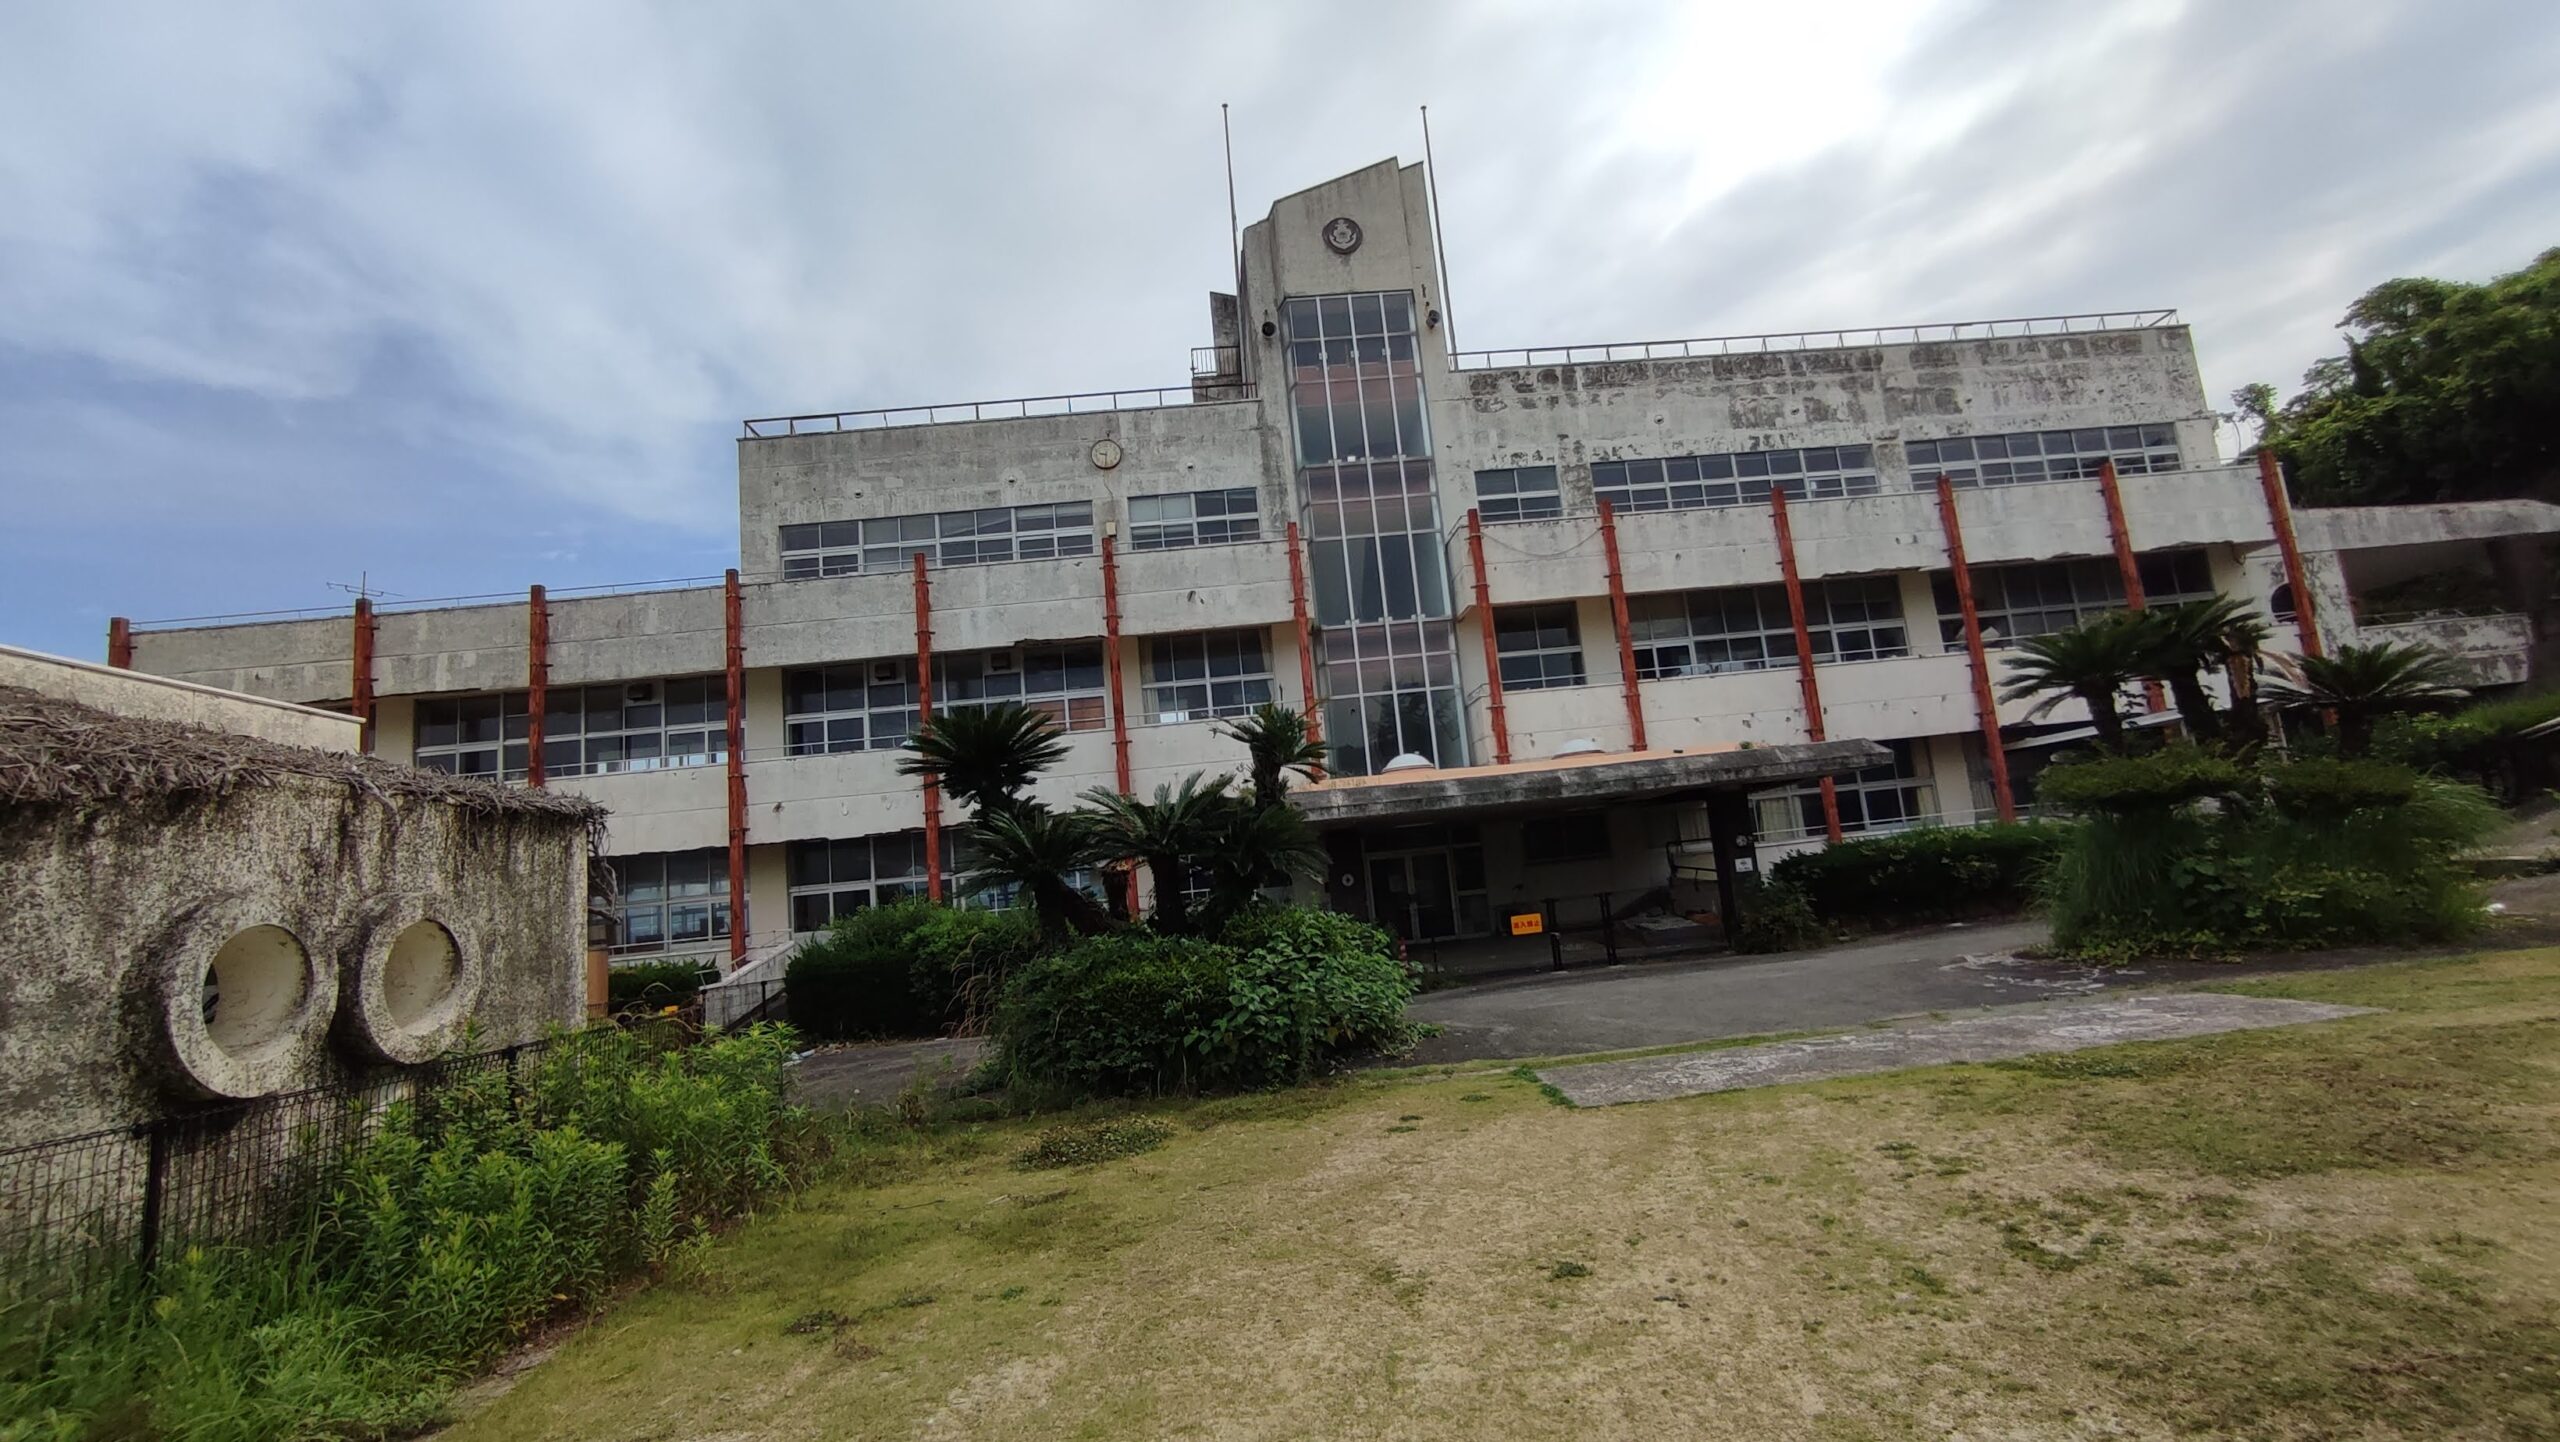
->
[2240,247,2560,506]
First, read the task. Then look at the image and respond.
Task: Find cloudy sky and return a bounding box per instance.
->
[4,0,2556,659]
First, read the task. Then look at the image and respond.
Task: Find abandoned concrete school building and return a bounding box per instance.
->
[110,157,2560,981]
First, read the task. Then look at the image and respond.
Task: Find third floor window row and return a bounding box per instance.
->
[780,501,1095,579]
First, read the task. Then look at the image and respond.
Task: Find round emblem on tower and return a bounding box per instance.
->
[1323,216,1363,255]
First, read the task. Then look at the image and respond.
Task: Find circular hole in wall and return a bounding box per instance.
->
[383,920,462,1030]
[203,925,312,1057]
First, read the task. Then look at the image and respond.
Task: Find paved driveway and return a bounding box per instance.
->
[1399,918,2424,1064]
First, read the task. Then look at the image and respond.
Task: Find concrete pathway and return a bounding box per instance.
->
[1538,992,2374,1106]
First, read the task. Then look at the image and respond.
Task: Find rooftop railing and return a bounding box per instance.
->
[742,380,1255,439]
[1448,310,2181,372]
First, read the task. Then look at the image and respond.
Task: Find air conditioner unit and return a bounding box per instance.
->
[623,681,659,705]
[869,661,904,685]
[985,650,1020,676]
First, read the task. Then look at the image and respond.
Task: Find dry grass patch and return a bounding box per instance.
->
[444,950,2560,1442]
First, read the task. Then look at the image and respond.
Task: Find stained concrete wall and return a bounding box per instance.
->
[0,779,585,1146]
[0,646,361,752]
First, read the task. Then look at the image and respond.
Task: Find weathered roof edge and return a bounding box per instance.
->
[0,685,606,826]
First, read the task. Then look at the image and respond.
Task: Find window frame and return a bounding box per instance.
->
[1933,550,2215,648]
[1142,629,1277,723]
[592,849,732,958]
[786,832,943,933]
[1629,576,1908,680]
[415,677,728,782]
[1128,487,1262,552]
[1492,603,1587,691]
[1907,424,2181,491]
[779,500,1096,579]
[1753,740,1934,842]
[1592,446,1879,516]
[1475,465,1563,523]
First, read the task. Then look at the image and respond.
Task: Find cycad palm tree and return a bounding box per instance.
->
[2263,641,2469,757]
[1200,799,1329,927]
[1218,703,1327,810]
[1081,772,1235,933]
[898,702,1068,820]
[2131,597,2273,746]
[1998,611,2151,751]
[960,805,1105,941]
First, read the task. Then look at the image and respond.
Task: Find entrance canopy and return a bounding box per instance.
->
[1290,739,1891,829]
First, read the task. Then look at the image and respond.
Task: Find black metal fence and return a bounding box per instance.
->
[0,1037,568,1299]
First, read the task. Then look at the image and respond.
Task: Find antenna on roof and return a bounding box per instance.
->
[325,573,400,601]
[1221,103,1242,301]
[1421,105,1456,354]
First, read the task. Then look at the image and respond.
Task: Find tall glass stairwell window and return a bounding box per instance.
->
[1283,291,1466,775]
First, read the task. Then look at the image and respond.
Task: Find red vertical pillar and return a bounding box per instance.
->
[723,570,748,966]
[913,553,943,903]
[1768,488,1843,843]
[107,617,134,670]
[1597,499,1649,751]
[351,598,377,754]
[1286,520,1322,748]
[1934,476,2017,822]
[2257,450,2323,657]
[1101,534,1141,914]
[525,585,551,788]
[2097,460,2167,714]
[1465,508,1512,765]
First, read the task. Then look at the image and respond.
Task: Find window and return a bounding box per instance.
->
[1476,466,1562,523]
[1494,604,1585,690]
[593,850,730,957]
[1592,446,1878,516]
[1933,550,2213,648]
[787,833,941,932]
[1145,630,1275,722]
[1281,291,1427,466]
[1129,488,1260,551]
[779,500,1095,579]
[784,645,1109,757]
[1521,812,1611,864]
[1630,576,1907,680]
[1908,424,2180,490]
[1754,741,1934,841]
[414,693,527,780]
[415,678,727,781]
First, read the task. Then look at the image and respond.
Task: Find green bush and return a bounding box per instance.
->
[2040,756,2503,956]
[1766,821,2070,925]
[785,901,1041,1041]
[1,1024,815,1440]
[607,959,718,1014]
[1730,877,1826,953]
[1211,907,1418,1087]
[990,906,1420,1098]
[2033,746,2247,811]
[993,932,1238,1095]
[2378,688,2560,795]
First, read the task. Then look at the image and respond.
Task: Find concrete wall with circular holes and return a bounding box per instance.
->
[0,774,587,1145]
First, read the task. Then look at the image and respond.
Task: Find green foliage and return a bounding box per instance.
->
[2040,752,2503,956]
[1729,877,1826,953]
[785,900,1040,1041]
[1998,612,2152,748]
[606,959,718,1014]
[2377,688,2560,784]
[2035,746,2248,812]
[2264,641,2470,757]
[958,807,1108,941]
[896,702,1069,820]
[1081,773,1235,934]
[1013,1118,1173,1171]
[992,932,1238,1096]
[2249,246,2560,508]
[990,906,1419,1098]
[1,1025,814,1440]
[1217,703,1328,809]
[1210,907,1418,1087]
[1767,822,2071,926]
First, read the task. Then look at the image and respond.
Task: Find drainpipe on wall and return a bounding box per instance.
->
[1934,476,2017,823]
[1768,488,1843,842]
[526,584,551,789]
[351,598,377,755]
[2096,460,2168,714]
[2256,450,2324,658]
[913,553,943,903]
[723,570,748,966]
[1286,520,1324,760]
[1597,499,1649,751]
[1101,534,1140,915]
[1465,508,1511,765]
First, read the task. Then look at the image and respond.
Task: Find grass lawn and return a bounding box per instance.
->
[447,950,2560,1441]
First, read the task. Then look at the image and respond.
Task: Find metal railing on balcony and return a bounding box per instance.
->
[1190,344,1241,377]
[1448,310,2181,372]
[742,380,1255,439]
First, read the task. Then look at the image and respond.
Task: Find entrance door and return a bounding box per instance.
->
[1367,850,1461,941]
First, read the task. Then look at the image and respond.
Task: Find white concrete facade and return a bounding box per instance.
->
[114,157,2560,963]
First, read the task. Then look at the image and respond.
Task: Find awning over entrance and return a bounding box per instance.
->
[1289,739,1892,829]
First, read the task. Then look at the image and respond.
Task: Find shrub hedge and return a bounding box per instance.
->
[606,959,719,1014]
[990,906,1418,1097]
[1766,821,2071,925]
[785,900,1039,1041]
